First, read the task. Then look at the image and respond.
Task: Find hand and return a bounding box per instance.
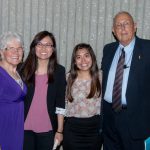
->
[54,132,63,145]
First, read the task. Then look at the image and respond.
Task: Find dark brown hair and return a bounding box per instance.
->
[66,43,101,102]
[21,31,57,85]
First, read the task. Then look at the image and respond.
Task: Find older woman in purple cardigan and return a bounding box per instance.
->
[0,32,27,150]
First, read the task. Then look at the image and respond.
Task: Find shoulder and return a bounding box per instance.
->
[103,42,118,50]
[135,37,150,64]
[54,64,66,80]
[0,71,5,84]
[55,64,66,74]
[102,42,118,60]
[135,37,150,57]
[136,36,150,42]
[136,37,150,47]
[55,64,65,71]
[103,42,118,55]
[0,67,7,80]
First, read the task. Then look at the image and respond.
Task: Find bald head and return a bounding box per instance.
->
[112,11,137,46]
[113,11,135,26]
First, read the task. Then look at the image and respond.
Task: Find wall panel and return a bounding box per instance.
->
[0,0,150,71]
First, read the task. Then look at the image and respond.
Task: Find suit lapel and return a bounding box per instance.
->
[126,38,143,101]
[102,43,119,95]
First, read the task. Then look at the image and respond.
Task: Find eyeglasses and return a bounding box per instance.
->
[5,47,23,52]
[36,42,53,49]
[115,22,132,29]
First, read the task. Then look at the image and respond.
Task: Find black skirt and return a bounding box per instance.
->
[63,115,102,150]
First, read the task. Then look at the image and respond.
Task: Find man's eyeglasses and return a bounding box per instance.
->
[115,22,132,29]
[36,42,53,49]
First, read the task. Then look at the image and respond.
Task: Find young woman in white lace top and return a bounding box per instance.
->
[63,43,102,150]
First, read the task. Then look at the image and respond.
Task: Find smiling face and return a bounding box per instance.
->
[35,36,54,62]
[1,39,23,67]
[75,48,92,72]
[112,12,137,46]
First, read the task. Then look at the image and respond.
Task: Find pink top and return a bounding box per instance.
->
[24,74,52,133]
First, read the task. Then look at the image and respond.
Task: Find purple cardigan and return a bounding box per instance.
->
[0,66,27,150]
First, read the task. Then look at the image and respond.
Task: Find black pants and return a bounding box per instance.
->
[103,100,145,150]
[24,130,54,150]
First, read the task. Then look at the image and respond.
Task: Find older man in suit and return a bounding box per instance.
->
[101,11,150,150]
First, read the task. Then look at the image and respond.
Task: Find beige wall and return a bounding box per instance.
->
[0,0,150,71]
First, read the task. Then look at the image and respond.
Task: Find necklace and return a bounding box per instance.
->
[15,78,24,89]
[7,70,24,89]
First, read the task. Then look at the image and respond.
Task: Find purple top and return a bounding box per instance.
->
[0,66,27,150]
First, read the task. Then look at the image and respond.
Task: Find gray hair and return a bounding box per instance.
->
[0,31,24,50]
[113,11,135,25]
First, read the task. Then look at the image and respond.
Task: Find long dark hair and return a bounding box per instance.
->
[21,31,57,85]
[66,43,101,102]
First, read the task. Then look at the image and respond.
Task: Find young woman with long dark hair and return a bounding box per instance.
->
[21,31,66,150]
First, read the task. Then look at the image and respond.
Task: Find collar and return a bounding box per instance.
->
[119,37,135,54]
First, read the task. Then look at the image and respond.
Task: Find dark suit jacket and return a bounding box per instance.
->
[24,64,66,133]
[101,36,150,139]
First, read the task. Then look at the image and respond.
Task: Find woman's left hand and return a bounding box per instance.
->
[54,131,63,146]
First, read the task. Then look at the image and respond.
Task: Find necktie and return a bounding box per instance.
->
[112,48,125,111]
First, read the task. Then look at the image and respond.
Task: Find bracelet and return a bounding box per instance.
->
[56,131,63,134]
